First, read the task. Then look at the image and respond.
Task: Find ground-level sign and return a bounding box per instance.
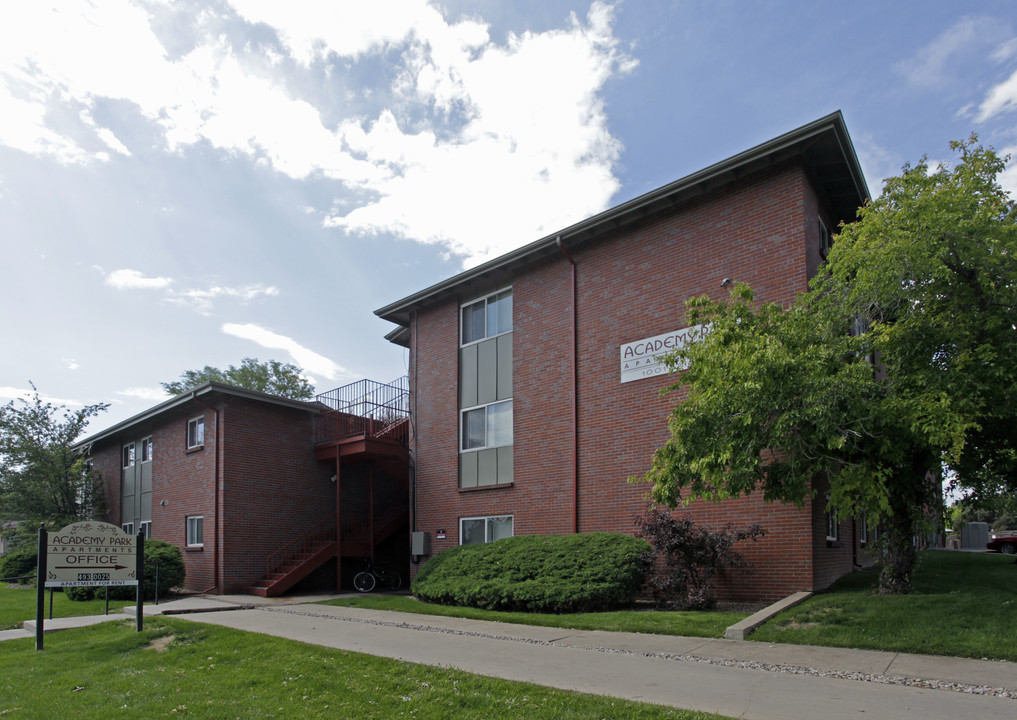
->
[45,521,139,588]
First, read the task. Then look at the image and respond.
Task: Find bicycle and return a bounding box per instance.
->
[352,558,402,592]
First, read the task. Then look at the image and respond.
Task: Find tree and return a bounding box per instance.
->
[0,387,109,524]
[635,507,765,609]
[161,357,315,400]
[640,138,1017,594]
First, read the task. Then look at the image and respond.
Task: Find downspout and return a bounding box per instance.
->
[556,236,579,534]
[411,311,418,535]
[194,395,220,594]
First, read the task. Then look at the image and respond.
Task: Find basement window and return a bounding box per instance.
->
[460,515,513,545]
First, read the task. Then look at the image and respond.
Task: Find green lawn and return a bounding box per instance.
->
[0,617,732,719]
[0,584,134,630]
[751,550,1017,661]
[320,594,747,638]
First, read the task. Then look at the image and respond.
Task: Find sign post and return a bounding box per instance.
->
[36,521,142,650]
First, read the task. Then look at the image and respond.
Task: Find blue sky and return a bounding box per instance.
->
[2,0,1016,430]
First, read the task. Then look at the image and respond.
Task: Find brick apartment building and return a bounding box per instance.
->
[375,112,871,601]
[80,112,872,602]
[78,380,410,594]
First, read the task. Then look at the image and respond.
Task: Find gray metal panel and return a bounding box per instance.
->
[477,338,497,405]
[497,333,512,400]
[140,461,152,493]
[141,490,152,523]
[477,448,498,486]
[497,445,513,483]
[460,344,478,408]
[460,451,478,489]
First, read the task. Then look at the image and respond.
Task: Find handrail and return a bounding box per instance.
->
[265,515,336,580]
[314,377,409,446]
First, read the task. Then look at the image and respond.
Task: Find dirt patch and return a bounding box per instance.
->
[147,635,174,652]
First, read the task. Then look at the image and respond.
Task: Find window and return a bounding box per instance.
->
[141,436,154,463]
[461,399,513,451]
[859,512,868,546]
[826,496,838,542]
[460,515,513,545]
[187,417,205,449]
[461,289,512,345]
[819,218,832,259]
[122,522,135,535]
[139,521,151,539]
[122,443,135,469]
[186,516,204,547]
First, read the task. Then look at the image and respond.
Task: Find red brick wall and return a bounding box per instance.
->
[409,161,850,601]
[92,395,328,594]
[218,397,332,593]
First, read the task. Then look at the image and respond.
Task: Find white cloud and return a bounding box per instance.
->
[64,359,80,371]
[1,0,634,267]
[105,268,174,290]
[166,284,280,315]
[221,322,353,382]
[977,67,1017,122]
[894,17,995,88]
[0,386,83,407]
[114,387,171,402]
[325,1,635,266]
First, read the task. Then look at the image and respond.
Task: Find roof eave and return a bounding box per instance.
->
[374,111,867,331]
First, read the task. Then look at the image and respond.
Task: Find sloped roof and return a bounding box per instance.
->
[375,111,867,342]
[74,382,319,450]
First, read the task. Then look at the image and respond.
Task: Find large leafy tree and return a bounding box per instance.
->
[641,139,1017,594]
[161,357,315,400]
[0,387,109,524]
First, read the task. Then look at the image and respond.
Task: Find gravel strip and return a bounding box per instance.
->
[260,606,1017,700]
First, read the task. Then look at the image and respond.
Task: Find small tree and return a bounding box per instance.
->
[0,387,108,524]
[161,358,314,400]
[635,507,765,610]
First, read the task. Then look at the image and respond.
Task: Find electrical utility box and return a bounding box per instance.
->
[411,531,430,556]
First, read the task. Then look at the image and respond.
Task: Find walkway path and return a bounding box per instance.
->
[8,594,1016,720]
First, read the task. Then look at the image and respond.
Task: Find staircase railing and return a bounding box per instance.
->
[264,515,336,581]
[314,377,409,446]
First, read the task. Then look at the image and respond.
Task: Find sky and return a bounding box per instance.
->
[2,0,1017,432]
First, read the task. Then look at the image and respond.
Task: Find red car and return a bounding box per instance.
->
[986,535,1017,555]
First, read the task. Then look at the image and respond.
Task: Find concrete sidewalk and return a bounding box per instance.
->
[9,594,1016,720]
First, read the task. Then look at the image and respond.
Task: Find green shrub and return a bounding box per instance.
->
[0,547,38,584]
[65,540,185,602]
[412,533,650,613]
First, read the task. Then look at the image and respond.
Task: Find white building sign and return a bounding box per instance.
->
[620,324,710,384]
[45,521,138,588]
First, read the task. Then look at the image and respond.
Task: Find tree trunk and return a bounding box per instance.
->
[877,512,917,594]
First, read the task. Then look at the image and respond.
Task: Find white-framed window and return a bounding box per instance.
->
[122,442,136,469]
[140,436,154,463]
[461,399,513,451]
[139,521,152,539]
[122,522,135,536]
[187,417,205,449]
[461,288,512,346]
[460,515,513,545]
[186,515,204,547]
[826,496,838,542]
[859,512,868,545]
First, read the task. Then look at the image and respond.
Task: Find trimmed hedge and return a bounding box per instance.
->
[0,547,37,584]
[411,532,650,613]
[65,540,185,601]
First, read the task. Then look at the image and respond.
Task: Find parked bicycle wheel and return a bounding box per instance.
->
[380,569,402,592]
[353,570,376,592]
